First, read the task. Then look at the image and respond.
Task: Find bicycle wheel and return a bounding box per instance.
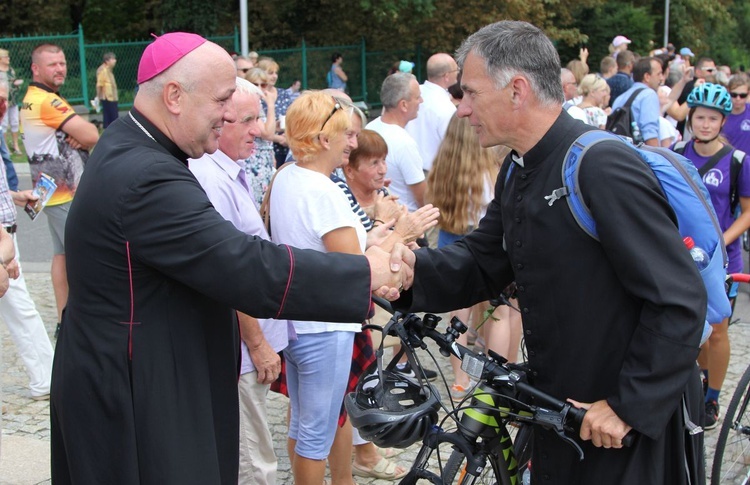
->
[443,449,507,485]
[513,424,534,483]
[712,364,750,484]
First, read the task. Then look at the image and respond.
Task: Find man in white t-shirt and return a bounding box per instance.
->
[367,72,425,211]
[405,53,458,172]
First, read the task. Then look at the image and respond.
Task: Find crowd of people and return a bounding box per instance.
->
[561,36,750,433]
[0,19,748,485]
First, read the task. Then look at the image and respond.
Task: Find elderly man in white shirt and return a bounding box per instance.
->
[405,53,458,173]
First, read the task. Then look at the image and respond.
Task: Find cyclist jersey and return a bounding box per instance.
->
[678,141,750,273]
[20,83,88,206]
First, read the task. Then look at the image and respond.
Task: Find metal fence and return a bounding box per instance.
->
[0,26,427,112]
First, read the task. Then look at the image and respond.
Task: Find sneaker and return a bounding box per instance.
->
[705,399,720,430]
[450,383,472,403]
[393,362,438,382]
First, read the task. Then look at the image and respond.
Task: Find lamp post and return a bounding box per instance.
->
[240,0,249,56]
[663,0,670,47]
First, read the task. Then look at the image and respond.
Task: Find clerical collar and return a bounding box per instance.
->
[511,152,524,168]
[128,108,190,165]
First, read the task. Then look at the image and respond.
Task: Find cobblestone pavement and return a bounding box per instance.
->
[3,272,750,484]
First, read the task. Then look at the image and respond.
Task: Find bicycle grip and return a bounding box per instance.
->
[569,406,636,447]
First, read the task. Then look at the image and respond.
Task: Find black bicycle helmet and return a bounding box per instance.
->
[345,359,441,449]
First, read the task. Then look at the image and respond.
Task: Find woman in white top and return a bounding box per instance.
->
[269,91,364,485]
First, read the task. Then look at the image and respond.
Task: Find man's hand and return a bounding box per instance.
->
[568,399,632,449]
[10,189,38,208]
[247,338,281,385]
[66,135,84,150]
[365,243,415,300]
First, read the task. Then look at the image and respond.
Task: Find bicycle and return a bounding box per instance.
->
[711,272,750,484]
[345,296,633,485]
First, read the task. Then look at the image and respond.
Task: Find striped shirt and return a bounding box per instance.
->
[331,174,373,232]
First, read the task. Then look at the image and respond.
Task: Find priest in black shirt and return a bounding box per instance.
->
[397,21,706,484]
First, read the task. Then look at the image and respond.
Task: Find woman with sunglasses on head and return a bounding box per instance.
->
[723,72,750,155]
[671,82,750,431]
[268,91,365,485]
[244,67,283,206]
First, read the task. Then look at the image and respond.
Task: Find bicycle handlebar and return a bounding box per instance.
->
[370,295,635,449]
[729,273,750,284]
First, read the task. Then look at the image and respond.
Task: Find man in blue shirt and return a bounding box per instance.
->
[611,57,664,147]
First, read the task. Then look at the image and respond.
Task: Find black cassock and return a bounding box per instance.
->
[50,109,373,484]
[400,112,707,484]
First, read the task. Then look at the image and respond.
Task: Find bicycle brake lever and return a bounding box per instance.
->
[555,428,585,461]
[534,407,585,461]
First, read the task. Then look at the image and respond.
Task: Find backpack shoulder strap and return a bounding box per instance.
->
[622,88,647,108]
[697,144,732,177]
[673,140,689,155]
[561,130,621,241]
[730,148,746,212]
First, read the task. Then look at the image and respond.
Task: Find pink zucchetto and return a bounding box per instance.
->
[137,32,207,84]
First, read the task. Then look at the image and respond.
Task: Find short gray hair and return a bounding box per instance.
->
[380,72,416,110]
[455,21,563,108]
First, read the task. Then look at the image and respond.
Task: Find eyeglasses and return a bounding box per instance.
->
[730,92,749,99]
[321,100,342,130]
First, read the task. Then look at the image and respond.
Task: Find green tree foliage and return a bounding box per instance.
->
[1,0,747,69]
[558,2,657,65]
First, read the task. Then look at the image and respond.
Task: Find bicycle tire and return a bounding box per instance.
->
[513,424,534,482]
[711,363,750,484]
[443,449,507,485]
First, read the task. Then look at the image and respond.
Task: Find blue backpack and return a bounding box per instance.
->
[509,130,731,331]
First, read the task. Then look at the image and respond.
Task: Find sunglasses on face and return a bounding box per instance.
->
[252,82,268,89]
[703,67,716,73]
[238,68,251,74]
[730,92,749,99]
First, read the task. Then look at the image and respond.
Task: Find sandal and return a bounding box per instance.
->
[352,457,407,480]
[376,446,399,458]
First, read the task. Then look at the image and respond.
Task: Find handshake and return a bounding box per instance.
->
[365,243,416,301]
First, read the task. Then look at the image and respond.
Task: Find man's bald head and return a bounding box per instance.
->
[426,53,458,88]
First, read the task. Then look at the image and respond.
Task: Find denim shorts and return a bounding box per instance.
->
[284,331,355,460]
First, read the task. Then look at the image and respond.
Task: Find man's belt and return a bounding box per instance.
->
[4,224,17,234]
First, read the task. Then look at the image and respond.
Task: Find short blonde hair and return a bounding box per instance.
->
[286,91,351,163]
[245,67,268,85]
[0,49,8,58]
[578,74,608,97]
[257,58,279,73]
